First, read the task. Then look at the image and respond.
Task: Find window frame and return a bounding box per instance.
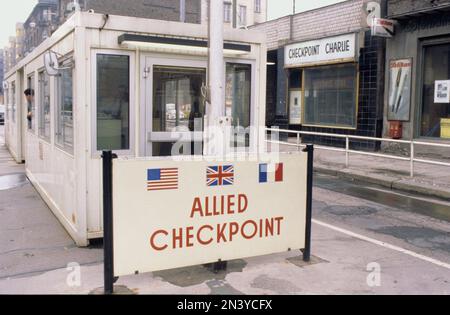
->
[27,72,36,133]
[38,69,52,143]
[11,81,16,123]
[239,5,247,27]
[224,59,256,152]
[224,2,232,23]
[91,49,136,157]
[255,0,262,13]
[301,62,359,130]
[55,55,74,154]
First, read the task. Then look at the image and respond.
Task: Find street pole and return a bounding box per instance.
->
[233,0,238,29]
[180,0,186,23]
[205,0,228,157]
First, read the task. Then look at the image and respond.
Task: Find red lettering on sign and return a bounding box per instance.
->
[190,197,203,218]
[238,194,248,213]
[150,230,168,251]
[197,225,214,245]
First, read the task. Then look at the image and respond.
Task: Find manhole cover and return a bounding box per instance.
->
[325,205,378,216]
[0,173,29,191]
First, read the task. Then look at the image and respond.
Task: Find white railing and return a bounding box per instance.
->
[265,128,450,178]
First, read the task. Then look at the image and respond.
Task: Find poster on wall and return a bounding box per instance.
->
[289,90,302,125]
[388,58,412,121]
[434,80,450,103]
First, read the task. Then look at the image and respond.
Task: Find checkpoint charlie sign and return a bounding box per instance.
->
[110,153,310,277]
[285,33,357,68]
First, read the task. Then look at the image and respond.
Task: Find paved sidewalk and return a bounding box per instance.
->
[276,143,450,200]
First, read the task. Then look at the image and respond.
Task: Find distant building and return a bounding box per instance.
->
[0,49,4,98]
[57,0,201,25]
[201,0,268,27]
[4,37,17,73]
[15,23,25,61]
[23,0,59,57]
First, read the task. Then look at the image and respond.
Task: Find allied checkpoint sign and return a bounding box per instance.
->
[112,153,308,277]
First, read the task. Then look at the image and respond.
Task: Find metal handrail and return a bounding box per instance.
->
[265,127,450,177]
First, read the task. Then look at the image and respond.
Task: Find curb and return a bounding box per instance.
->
[314,166,450,200]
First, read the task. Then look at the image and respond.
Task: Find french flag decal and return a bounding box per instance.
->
[259,163,283,183]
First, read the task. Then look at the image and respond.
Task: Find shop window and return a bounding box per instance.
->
[38,71,51,142]
[303,64,358,128]
[26,74,36,132]
[56,62,73,152]
[226,63,252,147]
[96,54,130,151]
[421,43,450,138]
[11,81,16,123]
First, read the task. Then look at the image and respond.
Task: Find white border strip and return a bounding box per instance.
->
[313,219,450,270]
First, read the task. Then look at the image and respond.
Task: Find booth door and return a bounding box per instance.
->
[143,57,207,157]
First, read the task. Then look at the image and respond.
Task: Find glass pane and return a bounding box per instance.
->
[26,76,36,131]
[38,72,51,140]
[152,66,206,133]
[304,64,357,128]
[421,43,450,138]
[11,82,15,123]
[57,67,73,151]
[96,54,130,151]
[226,63,251,147]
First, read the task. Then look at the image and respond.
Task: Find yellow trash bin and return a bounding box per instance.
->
[441,118,450,139]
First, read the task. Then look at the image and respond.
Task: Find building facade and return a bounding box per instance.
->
[58,0,202,25]
[23,0,59,57]
[201,0,267,27]
[252,0,386,149]
[383,0,450,141]
[0,49,4,100]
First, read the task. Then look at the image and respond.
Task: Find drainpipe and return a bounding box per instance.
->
[233,0,237,29]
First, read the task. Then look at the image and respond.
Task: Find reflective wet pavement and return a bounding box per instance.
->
[0,173,29,191]
[314,173,450,222]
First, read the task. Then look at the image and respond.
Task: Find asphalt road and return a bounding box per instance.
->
[0,125,449,294]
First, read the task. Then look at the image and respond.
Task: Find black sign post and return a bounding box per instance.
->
[302,144,314,262]
[102,151,117,295]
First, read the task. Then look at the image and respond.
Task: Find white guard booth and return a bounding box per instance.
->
[2,12,267,246]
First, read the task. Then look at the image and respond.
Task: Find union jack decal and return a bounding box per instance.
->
[207,165,234,187]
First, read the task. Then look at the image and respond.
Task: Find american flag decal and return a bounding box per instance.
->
[147,168,179,191]
[207,165,234,187]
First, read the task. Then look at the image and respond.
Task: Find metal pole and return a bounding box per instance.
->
[205,0,225,156]
[233,0,238,29]
[303,144,314,262]
[102,151,116,295]
[346,137,350,168]
[410,142,414,178]
[180,0,186,23]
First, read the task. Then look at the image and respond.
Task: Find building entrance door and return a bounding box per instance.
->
[143,57,207,157]
[421,42,450,139]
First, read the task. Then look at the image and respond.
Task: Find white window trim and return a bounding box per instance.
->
[140,55,208,157]
[38,69,52,144]
[91,49,136,157]
[223,58,257,153]
[55,56,74,154]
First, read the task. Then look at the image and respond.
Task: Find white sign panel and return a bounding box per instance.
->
[112,154,308,277]
[285,33,356,67]
[434,80,450,103]
[371,18,395,38]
